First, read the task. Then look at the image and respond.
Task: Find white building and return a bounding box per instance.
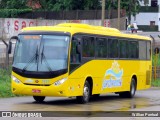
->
[131,0,160,31]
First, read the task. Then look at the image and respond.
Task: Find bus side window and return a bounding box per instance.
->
[96,37,107,58]
[82,36,95,57]
[119,40,127,58]
[108,39,118,58]
[70,37,81,63]
[147,41,151,60]
[129,41,138,59]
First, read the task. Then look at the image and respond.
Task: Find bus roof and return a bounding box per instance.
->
[22,23,151,41]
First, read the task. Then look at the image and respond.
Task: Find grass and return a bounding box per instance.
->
[152,54,160,66]
[0,68,16,97]
[151,79,160,87]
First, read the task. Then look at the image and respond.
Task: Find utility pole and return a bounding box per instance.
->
[101,0,105,26]
[118,0,121,30]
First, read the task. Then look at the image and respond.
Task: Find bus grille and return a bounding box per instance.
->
[24,83,51,86]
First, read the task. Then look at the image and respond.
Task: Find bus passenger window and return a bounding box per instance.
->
[108,39,118,58]
[147,42,151,60]
[139,41,147,60]
[96,38,107,58]
[128,41,138,59]
[82,37,95,57]
[119,40,127,58]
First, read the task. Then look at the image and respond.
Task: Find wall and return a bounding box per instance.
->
[0,17,126,40]
[131,13,158,25]
[130,12,159,31]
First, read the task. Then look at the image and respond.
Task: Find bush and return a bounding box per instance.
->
[0,9,32,18]
[139,6,158,12]
[0,68,15,97]
[152,79,160,87]
[138,25,158,32]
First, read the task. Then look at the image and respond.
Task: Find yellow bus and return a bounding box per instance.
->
[9,23,152,103]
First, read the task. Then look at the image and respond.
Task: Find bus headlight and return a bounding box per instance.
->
[12,76,21,84]
[54,78,67,86]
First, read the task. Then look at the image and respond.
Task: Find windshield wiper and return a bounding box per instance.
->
[41,45,53,72]
[22,45,39,72]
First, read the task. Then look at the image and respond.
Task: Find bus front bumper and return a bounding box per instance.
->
[12,81,70,97]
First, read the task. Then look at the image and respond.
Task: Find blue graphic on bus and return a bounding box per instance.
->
[102,61,123,88]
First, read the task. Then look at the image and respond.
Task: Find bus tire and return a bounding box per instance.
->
[33,96,45,102]
[76,81,90,104]
[119,78,136,98]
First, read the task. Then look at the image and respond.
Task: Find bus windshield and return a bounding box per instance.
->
[13,34,70,72]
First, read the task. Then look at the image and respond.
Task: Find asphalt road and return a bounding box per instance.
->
[0,88,160,120]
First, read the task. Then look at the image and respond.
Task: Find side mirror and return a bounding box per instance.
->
[8,36,18,54]
[10,36,18,40]
[8,41,12,54]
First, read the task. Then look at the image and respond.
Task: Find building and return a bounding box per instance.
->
[131,0,160,31]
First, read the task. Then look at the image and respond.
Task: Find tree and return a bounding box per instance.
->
[106,0,141,24]
[106,0,148,24]
[122,0,141,24]
[0,0,147,22]
[0,0,28,9]
[35,0,101,11]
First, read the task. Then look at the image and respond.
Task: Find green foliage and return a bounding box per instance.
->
[105,0,141,15]
[0,9,32,18]
[140,6,158,12]
[151,79,160,87]
[0,0,28,9]
[0,68,15,97]
[138,25,158,32]
[37,0,101,11]
[0,0,32,18]
[152,54,160,66]
[0,0,147,19]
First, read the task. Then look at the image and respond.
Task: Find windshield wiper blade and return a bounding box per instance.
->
[22,45,39,72]
[41,45,53,72]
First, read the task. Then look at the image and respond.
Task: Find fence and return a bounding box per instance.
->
[18,10,126,20]
[152,66,160,79]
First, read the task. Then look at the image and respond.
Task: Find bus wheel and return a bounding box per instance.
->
[33,96,45,102]
[128,78,136,98]
[119,78,136,98]
[76,81,90,104]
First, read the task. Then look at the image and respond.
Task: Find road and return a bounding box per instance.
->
[0,88,160,119]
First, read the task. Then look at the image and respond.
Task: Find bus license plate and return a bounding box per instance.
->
[32,89,41,93]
